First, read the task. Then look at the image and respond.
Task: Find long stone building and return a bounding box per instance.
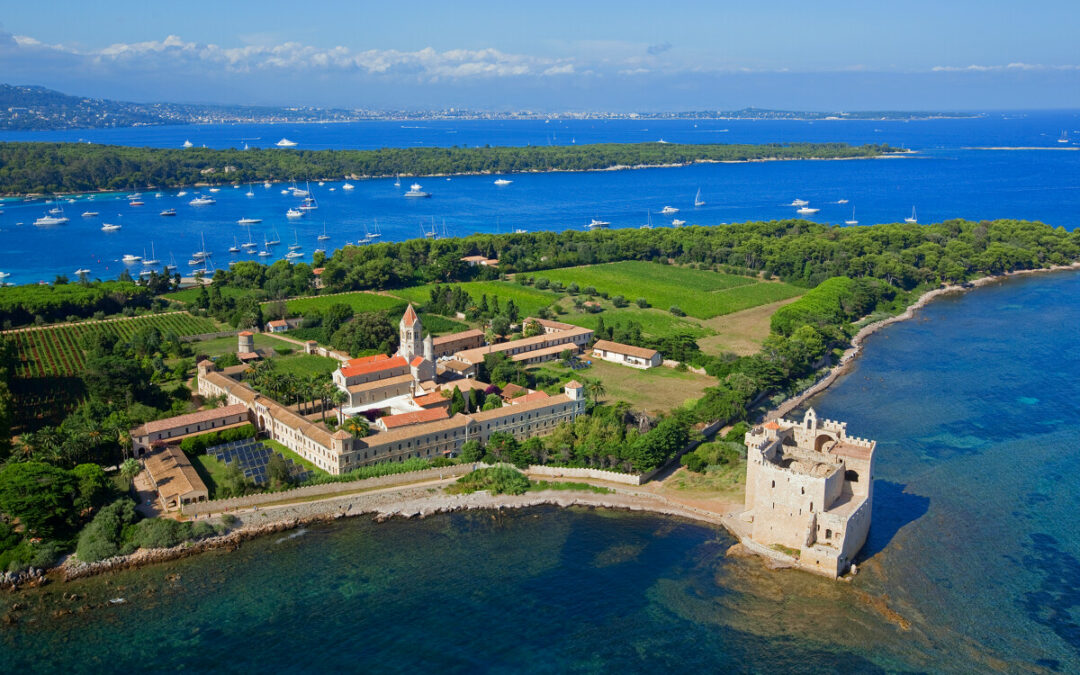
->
[193,306,592,476]
[740,409,876,578]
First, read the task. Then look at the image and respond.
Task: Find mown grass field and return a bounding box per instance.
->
[270,354,340,378]
[554,307,714,339]
[531,359,714,412]
[4,312,221,378]
[274,291,406,316]
[162,285,250,304]
[390,281,560,318]
[190,332,283,358]
[532,261,803,319]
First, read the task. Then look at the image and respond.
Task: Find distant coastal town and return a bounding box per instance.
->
[0,83,980,131]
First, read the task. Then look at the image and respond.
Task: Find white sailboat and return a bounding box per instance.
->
[267,228,281,246]
[640,210,653,230]
[694,188,705,207]
[143,242,160,266]
[904,206,918,224]
[318,223,330,241]
[1059,131,1069,144]
[242,228,258,251]
[246,184,255,197]
[229,237,241,253]
[166,254,178,272]
[289,230,302,251]
[845,208,858,226]
[393,176,401,188]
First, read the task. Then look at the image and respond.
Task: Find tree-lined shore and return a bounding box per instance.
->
[0,141,898,195]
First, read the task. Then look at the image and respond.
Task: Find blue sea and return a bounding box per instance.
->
[3,270,1080,672]
[0,112,1078,284]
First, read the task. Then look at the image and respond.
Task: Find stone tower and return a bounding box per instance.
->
[398,304,423,361]
[238,331,254,354]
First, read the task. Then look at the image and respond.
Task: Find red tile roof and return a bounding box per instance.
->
[340,354,408,378]
[410,355,425,367]
[380,407,450,429]
[238,331,253,336]
[402,304,419,326]
[267,320,288,327]
[345,354,390,368]
[413,391,450,407]
[510,391,550,405]
[141,404,250,435]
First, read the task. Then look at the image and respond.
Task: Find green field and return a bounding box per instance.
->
[532,261,803,319]
[264,438,329,477]
[390,281,559,318]
[162,285,251,304]
[270,354,340,378]
[4,312,221,378]
[190,332,283,358]
[530,359,714,412]
[555,307,714,339]
[190,454,231,498]
[276,291,406,316]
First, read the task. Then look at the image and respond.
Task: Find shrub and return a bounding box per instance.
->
[220,514,239,528]
[669,305,685,317]
[636,298,649,308]
[128,518,193,550]
[76,498,139,563]
[535,277,551,290]
[723,421,750,443]
[611,295,628,308]
[448,467,531,495]
[276,347,294,356]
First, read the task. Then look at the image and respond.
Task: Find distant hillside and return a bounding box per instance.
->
[0,84,365,131]
[0,84,174,130]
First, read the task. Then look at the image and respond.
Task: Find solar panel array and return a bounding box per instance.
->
[207,439,311,485]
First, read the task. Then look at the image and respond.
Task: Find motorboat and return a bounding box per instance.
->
[34,213,69,226]
[154,192,163,199]
[342,182,355,190]
[101,223,121,231]
[160,208,176,216]
[189,195,215,206]
[129,200,144,206]
[790,199,809,207]
[318,181,325,186]
[796,207,820,215]
[494,178,512,186]
[836,198,849,204]
[404,183,431,198]
[48,207,63,215]
[82,211,99,217]
[74,268,90,276]
[660,206,678,215]
[263,181,272,189]
[208,188,220,193]
[587,218,610,230]
[122,254,142,263]
[672,219,686,227]
[182,140,194,148]
[276,138,298,147]
[514,228,527,234]
[177,190,188,197]
[237,217,262,224]
[286,209,303,218]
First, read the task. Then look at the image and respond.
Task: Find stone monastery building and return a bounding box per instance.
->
[741,409,876,578]
[195,306,589,475]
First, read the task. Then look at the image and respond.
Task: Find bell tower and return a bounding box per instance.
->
[398,304,423,360]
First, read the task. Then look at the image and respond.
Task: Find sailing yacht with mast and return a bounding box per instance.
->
[694,188,705,207]
[905,207,918,224]
[845,208,858,226]
[143,242,160,266]
[318,223,330,241]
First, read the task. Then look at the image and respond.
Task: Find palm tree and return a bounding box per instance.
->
[331,389,348,423]
[120,457,142,482]
[584,378,607,404]
[342,416,370,439]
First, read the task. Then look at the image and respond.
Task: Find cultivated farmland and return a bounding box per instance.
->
[532,261,803,319]
[5,312,220,378]
[274,291,406,316]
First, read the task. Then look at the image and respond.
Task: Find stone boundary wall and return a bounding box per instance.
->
[527,465,646,486]
[183,463,476,515]
[182,330,242,343]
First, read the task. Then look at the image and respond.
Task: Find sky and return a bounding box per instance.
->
[1,0,1078,111]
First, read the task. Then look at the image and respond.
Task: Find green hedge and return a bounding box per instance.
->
[179,423,256,455]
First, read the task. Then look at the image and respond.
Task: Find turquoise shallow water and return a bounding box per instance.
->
[3,271,1080,672]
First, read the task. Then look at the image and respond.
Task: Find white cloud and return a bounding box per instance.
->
[932,62,1080,72]
[5,32,577,81]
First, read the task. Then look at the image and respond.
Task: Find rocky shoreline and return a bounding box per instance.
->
[769,262,1080,420]
[51,485,733,586]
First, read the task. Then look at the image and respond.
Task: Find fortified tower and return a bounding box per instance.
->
[741,409,876,578]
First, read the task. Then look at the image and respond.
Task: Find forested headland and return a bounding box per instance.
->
[0,141,897,194]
